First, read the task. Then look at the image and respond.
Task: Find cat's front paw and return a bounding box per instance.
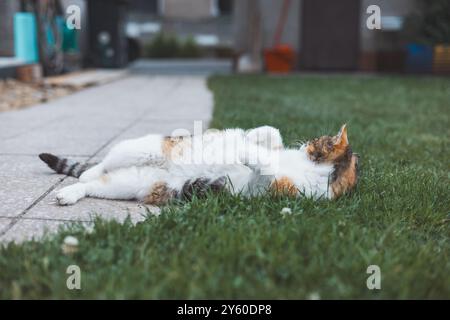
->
[56,183,86,205]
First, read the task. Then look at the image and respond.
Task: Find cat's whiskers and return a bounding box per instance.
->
[292,139,308,149]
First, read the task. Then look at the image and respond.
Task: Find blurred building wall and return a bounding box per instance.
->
[234,0,301,53]
[127,0,234,53]
[163,0,216,20]
[0,1,20,56]
[234,0,420,71]
[359,0,417,71]
[360,0,416,51]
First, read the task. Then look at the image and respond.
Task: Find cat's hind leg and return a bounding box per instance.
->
[79,134,165,182]
[79,134,166,183]
[56,167,171,205]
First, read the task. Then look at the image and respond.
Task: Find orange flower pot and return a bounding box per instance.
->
[264,45,295,73]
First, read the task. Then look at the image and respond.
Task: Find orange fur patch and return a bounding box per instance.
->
[270,176,298,197]
[162,137,177,159]
[305,144,315,155]
[328,145,347,162]
[100,174,110,183]
[331,155,358,199]
[162,136,190,160]
[144,181,175,206]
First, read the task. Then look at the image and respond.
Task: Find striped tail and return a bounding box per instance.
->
[38,153,95,178]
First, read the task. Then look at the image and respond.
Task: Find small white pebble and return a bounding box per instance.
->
[64,236,79,246]
[280,207,292,215]
[307,292,321,300]
[62,236,79,255]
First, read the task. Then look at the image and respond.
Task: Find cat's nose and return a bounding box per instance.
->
[313,153,322,161]
[308,153,317,161]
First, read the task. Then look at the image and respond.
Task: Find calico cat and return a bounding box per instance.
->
[39,124,358,206]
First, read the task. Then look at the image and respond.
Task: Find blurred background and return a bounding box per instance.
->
[0,0,449,80]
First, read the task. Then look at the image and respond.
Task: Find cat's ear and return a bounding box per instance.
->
[334,124,348,148]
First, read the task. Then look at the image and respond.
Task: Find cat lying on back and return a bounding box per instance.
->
[39,124,358,206]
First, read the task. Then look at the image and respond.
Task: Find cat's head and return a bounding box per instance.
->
[305,124,349,163]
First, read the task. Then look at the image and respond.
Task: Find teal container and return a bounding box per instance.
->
[14,12,39,63]
[62,23,79,52]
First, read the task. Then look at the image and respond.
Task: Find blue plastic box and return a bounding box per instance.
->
[14,12,39,63]
[405,43,433,73]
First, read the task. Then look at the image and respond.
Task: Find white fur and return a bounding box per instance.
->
[56,126,334,205]
[79,134,165,182]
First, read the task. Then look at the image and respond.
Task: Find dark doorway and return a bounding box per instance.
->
[128,0,158,14]
[218,0,233,15]
[301,0,360,70]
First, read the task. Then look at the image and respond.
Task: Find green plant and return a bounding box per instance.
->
[406,0,450,45]
[179,36,201,58]
[143,33,202,58]
[143,33,180,58]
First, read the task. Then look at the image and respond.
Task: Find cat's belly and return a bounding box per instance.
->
[172,133,246,166]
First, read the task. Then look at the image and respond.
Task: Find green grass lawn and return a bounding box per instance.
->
[0,75,449,299]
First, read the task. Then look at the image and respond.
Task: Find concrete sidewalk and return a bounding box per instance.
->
[0,71,214,243]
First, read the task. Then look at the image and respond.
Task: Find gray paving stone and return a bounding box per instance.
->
[141,77,213,122]
[0,126,117,155]
[0,218,12,235]
[0,218,91,244]
[0,155,76,217]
